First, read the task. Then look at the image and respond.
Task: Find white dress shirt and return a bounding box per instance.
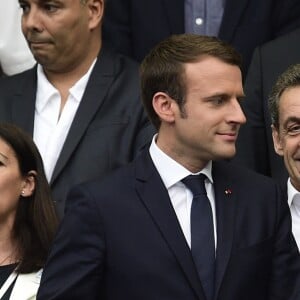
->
[33,60,96,181]
[0,3,35,75]
[149,135,217,249]
[287,178,300,250]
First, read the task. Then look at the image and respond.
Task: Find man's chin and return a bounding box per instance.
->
[212,150,236,161]
[32,51,54,66]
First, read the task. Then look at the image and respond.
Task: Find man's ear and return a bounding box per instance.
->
[152,92,177,124]
[87,0,104,29]
[21,170,37,197]
[271,125,284,156]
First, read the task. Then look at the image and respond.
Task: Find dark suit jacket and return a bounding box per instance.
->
[37,149,300,300]
[102,0,300,73]
[234,28,300,188]
[0,45,154,217]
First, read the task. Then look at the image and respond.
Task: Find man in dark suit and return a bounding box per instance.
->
[0,0,154,217]
[102,0,300,74]
[234,28,300,188]
[269,63,300,250]
[37,34,300,300]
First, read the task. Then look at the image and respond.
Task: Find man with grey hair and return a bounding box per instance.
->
[270,63,300,250]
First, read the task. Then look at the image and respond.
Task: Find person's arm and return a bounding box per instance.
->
[37,185,105,300]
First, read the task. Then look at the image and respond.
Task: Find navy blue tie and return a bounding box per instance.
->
[182,174,215,300]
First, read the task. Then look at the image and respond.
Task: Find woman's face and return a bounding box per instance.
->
[0,138,27,223]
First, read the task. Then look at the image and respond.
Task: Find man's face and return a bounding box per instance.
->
[272,86,300,190]
[19,0,95,72]
[161,56,246,170]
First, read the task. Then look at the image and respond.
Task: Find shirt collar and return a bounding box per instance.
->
[149,134,213,189]
[36,58,97,113]
[36,64,57,113]
[69,58,97,102]
[287,177,300,207]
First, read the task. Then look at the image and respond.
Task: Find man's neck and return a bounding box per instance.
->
[41,43,100,113]
[43,38,101,92]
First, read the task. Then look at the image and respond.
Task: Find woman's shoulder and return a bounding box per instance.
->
[10,269,42,300]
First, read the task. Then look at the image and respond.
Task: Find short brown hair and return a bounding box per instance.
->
[140,34,242,129]
[269,63,300,129]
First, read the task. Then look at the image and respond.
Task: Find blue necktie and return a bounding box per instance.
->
[182,174,215,300]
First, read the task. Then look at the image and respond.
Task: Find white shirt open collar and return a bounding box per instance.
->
[34,59,97,181]
[36,59,97,113]
[287,178,300,251]
[288,178,299,207]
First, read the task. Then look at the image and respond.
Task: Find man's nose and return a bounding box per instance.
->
[22,7,44,33]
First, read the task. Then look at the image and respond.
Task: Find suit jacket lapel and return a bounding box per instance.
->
[161,0,184,33]
[50,46,116,184]
[219,0,250,41]
[135,150,206,300]
[11,67,37,135]
[212,162,236,298]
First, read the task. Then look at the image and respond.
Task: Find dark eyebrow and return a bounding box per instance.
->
[203,93,245,101]
[283,116,300,128]
[19,0,30,5]
[202,93,229,100]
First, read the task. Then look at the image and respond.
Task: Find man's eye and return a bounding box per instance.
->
[19,3,30,13]
[211,98,224,105]
[44,4,58,12]
[287,126,300,135]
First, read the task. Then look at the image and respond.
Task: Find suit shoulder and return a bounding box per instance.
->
[260,27,300,54]
[0,67,35,91]
[95,44,141,104]
[99,43,139,76]
[76,160,136,195]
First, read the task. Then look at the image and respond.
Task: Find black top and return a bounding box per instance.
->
[0,264,18,300]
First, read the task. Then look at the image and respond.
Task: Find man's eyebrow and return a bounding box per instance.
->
[202,93,229,100]
[283,116,300,127]
[18,0,30,4]
[202,92,245,100]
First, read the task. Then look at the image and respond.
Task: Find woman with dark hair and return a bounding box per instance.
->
[0,123,58,299]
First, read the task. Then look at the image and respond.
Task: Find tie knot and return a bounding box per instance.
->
[182,174,207,196]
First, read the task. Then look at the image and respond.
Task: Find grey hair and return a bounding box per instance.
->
[269,63,300,128]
